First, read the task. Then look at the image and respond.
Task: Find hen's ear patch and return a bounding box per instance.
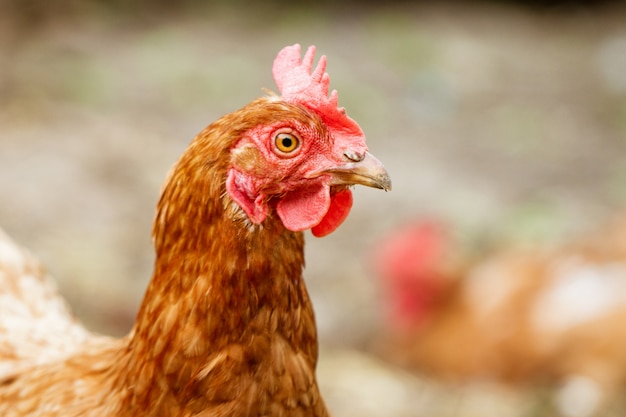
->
[226,169,268,224]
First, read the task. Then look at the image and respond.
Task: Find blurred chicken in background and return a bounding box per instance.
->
[371,216,626,417]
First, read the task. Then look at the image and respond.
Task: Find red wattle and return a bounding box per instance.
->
[311,189,353,237]
[276,183,330,232]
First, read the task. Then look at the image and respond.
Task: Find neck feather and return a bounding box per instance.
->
[113,119,319,412]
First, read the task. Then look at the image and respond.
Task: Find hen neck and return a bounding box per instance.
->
[114,147,320,411]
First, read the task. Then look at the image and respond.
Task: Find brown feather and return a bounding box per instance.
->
[0,97,330,416]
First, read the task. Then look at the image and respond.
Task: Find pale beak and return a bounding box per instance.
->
[323,151,392,191]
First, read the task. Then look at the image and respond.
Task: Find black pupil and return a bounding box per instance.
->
[281,137,293,149]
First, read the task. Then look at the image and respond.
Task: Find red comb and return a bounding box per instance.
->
[272,44,366,148]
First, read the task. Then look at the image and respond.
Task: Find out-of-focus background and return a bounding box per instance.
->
[2,0,626,415]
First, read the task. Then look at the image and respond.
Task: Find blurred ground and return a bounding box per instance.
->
[1,1,626,416]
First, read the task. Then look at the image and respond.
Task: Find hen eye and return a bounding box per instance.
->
[274,132,300,155]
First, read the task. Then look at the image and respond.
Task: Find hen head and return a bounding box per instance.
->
[225,44,390,237]
[373,220,450,330]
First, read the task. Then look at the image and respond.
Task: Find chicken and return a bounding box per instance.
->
[372,217,626,417]
[0,44,391,417]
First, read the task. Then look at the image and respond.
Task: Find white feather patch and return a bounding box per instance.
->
[0,229,92,378]
[532,257,626,332]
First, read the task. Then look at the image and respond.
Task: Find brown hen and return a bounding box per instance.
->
[0,44,390,417]
[373,217,626,417]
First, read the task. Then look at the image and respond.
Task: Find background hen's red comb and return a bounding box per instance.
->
[272,44,366,148]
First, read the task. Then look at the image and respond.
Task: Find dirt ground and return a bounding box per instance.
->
[1,2,626,416]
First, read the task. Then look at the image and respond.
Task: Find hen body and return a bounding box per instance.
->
[373,218,626,417]
[0,45,390,416]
